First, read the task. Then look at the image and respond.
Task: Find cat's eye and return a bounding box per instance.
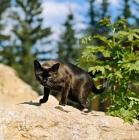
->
[48,74,52,78]
[38,73,42,76]
[47,75,54,82]
[38,73,42,79]
[48,76,51,78]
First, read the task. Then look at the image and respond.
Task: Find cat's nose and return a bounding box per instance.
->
[43,79,47,83]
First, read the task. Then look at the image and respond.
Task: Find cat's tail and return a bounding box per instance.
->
[92,78,107,94]
[88,71,107,94]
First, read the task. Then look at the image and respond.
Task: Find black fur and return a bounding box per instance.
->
[34,60,107,110]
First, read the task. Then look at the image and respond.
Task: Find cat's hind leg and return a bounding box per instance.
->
[77,89,90,111]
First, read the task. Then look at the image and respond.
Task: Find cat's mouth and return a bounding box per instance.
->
[40,81,53,88]
[40,81,46,85]
[40,81,44,85]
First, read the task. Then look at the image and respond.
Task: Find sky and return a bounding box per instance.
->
[39,0,123,58]
[3,0,138,59]
[39,0,121,57]
[5,0,138,43]
[37,0,90,58]
[41,0,121,31]
[41,0,88,39]
[41,0,139,31]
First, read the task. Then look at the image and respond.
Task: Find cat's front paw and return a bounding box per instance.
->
[39,98,47,104]
[59,101,66,106]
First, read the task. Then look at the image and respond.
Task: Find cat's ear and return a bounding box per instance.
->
[34,60,42,70]
[51,63,60,72]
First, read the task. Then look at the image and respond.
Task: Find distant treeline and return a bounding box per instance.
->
[0,0,138,93]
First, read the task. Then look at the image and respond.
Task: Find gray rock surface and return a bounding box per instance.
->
[0,64,38,102]
[0,102,139,140]
[0,64,139,140]
[0,63,58,104]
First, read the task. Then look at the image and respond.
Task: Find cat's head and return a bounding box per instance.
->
[34,60,60,86]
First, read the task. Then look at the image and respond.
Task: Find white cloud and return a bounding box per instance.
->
[42,1,76,27]
[4,0,121,57]
[41,1,87,41]
[40,0,89,58]
[1,8,19,45]
[94,0,120,7]
[42,1,86,26]
[108,0,120,7]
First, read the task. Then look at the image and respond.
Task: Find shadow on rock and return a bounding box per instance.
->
[19,102,41,106]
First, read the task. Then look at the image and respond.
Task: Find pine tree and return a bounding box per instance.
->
[87,0,98,39]
[132,0,139,27]
[87,0,110,45]
[117,0,133,26]
[119,0,132,19]
[100,0,110,18]
[57,13,79,63]
[0,0,11,59]
[88,0,110,30]
[8,0,52,92]
[88,0,97,28]
[0,0,11,42]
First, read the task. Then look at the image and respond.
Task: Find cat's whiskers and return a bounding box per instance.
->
[45,82,53,88]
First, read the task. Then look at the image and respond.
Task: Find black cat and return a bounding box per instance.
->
[34,60,107,110]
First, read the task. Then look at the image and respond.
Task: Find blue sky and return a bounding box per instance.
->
[38,0,121,59]
[4,0,138,59]
[41,0,121,38]
[41,0,124,34]
[8,0,137,40]
[39,0,139,59]
[40,0,89,54]
[9,0,122,39]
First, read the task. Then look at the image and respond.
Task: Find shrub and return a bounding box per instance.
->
[78,17,139,124]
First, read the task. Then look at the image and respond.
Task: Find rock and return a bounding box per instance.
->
[35,95,59,104]
[0,64,139,140]
[0,63,58,104]
[0,102,139,140]
[0,64,38,102]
